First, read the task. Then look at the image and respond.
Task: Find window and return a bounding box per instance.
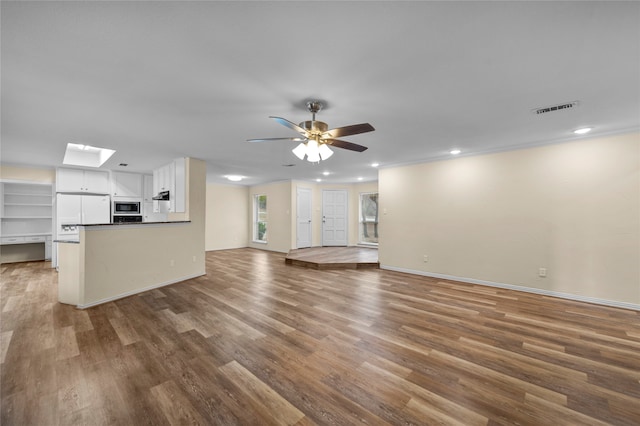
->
[359,192,378,245]
[254,194,267,243]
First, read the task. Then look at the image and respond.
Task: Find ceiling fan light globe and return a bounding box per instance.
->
[292,143,307,160]
[306,138,320,160]
[318,143,334,160]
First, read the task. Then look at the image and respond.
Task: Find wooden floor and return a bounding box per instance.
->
[285,246,379,269]
[1,248,639,425]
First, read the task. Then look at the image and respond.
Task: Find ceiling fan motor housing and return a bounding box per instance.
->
[300,120,328,135]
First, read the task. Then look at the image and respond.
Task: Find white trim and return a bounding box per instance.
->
[253,193,268,243]
[358,191,379,246]
[76,271,205,309]
[380,265,640,312]
[357,242,379,247]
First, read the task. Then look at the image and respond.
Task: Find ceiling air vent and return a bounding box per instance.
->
[533,101,579,115]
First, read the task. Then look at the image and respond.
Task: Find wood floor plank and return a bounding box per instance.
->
[2,295,23,312]
[149,379,207,425]
[361,361,490,425]
[109,316,141,346]
[55,325,80,360]
[188,354,274,425]
[0,330,12,364]
[219,360,307,425]
[1,252,639,425]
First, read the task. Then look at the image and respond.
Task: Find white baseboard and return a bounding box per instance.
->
[77,271,206,309]
[380,265,640,312]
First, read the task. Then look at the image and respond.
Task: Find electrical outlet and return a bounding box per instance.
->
[538,267,547,277]
[192,256,197,263]
[170,259,175,267]
[423,255,428,263]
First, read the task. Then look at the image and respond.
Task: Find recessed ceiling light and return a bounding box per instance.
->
[63,143,115,167]
[573,127,592,135]
[316,178,322,182]
[322,171,330,176]
[371,162,380,168]
[226,175,243,182]
[450,149,461,155]
[357,177,363,181]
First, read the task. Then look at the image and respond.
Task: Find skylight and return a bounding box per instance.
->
[63,143,115,168]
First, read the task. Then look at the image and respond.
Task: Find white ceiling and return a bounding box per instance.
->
[2,1,639,185]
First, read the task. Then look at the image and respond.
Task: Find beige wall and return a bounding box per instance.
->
[379,133,640,306]
[248,181,292,253]
[0,164,55,183]
[205,183,248,250]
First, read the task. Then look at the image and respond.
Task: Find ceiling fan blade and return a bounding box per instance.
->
[269,116,309,136]
[324,138,368,152]
[324,123,375,138]
[247,137,306,143]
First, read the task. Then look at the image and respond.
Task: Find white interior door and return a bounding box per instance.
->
[296,187,312,248]
[322,190,348,246]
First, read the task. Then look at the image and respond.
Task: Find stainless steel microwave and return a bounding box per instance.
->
[113,201,141,215]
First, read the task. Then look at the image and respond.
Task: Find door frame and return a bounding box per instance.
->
[296,187,312,248]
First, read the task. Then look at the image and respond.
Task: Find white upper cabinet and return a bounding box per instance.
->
[111,172,143,198]
[153,162,175,195]
[56,168,84,192]
[143,175,154,202]
[56,168,109,194]
[152,158,185,213]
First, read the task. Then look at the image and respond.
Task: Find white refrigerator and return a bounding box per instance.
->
[54,194,110,266]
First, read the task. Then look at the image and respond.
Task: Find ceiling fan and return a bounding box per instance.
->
[247,101,374,162]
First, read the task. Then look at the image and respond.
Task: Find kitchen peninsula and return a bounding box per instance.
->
[56,158,206,308]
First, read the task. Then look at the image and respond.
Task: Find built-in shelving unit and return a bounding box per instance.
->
[1,181,53,260]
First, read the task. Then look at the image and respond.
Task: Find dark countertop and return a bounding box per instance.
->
[74,221,191,227]
[54,240,80,244]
